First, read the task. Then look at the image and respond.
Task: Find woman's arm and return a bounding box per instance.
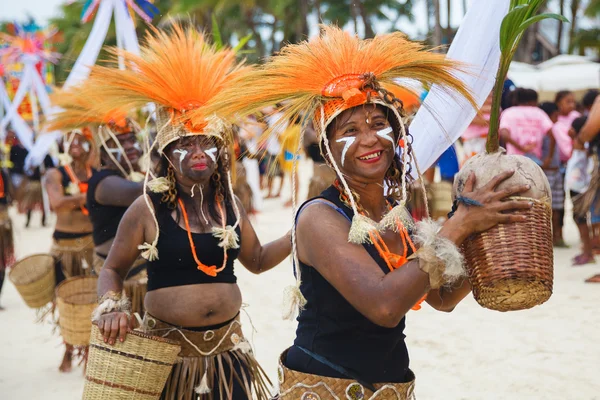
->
[43,168,86,212]
[95,175,143,207]
[96,195,152,344]
[425,279,472,312]
[237,198,291,274]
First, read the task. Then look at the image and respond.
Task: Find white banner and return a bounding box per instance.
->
[410,0,509,172]
[63,0,115,89]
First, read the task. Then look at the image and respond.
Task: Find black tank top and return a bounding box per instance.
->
[58,166,96,196]
[146,193,240,291]
[86,169,129,245]
[287,186,411,384]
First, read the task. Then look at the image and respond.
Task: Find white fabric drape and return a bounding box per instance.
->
[410,0,509,172]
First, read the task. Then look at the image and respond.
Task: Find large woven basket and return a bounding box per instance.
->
[429,181,453,220]
[9,254,56,308]
[56,276,98,346]
[83,324,181,400]
[463,197,553,311]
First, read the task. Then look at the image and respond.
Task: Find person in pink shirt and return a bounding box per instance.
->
[462,92,492,160]
[553,90,581,163]
[499,88,553,163]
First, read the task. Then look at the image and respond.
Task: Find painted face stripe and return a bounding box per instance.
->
[336,137,355,167]
[173,149,188,173]
[376,126,395,149]
[205,148,218,163]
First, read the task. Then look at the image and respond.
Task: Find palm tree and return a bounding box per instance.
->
[433,0,442,46]
[556,0,565,53]
[568,0,582,54]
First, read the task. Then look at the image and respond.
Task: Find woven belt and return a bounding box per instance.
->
[277,351,416,400]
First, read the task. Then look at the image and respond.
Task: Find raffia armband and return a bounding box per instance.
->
[408,219,466,290]
[91,290,132,322]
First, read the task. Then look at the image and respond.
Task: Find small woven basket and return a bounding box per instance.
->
[56,276,98,346]
[9,254,56,308]
[463,197,553,311]
[83,324,181,400]
[429,181,453,220]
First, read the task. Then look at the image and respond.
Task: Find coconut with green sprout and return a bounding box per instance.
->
[453,0,568,312]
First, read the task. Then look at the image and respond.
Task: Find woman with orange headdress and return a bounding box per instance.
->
[89,25,290,399]
[42,125,96,372]
[48,89,149,318]
[206,26,535,399]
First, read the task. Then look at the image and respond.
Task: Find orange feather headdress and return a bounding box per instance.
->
[48,84,136,138]
[83,24,249,153]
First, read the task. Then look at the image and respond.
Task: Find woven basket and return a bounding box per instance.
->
[83,324,181,400]
[429,181,453,220]
[56,276,98,346]
[9,254,56,308]
[463,197,553,311]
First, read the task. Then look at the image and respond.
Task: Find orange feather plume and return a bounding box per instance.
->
[198,25,476,132]
[81,24,249,128]
[46,81,132,134]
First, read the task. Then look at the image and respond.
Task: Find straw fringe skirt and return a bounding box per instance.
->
[51,235,94,279]
[142,313,272,400]
[93,253,147,315]
[0,209,15,271]
[307,164,336,200]
[276,351,415,400]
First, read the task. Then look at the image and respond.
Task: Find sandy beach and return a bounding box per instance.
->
[1,163,599,400]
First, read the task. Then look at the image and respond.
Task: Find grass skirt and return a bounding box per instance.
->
[143,313,272,400]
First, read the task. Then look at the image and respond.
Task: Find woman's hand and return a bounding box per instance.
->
[96,312,133,345]
[452,170,532,238]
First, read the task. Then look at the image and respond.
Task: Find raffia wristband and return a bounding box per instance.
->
[91,290,132,322]
[408,246,446,289]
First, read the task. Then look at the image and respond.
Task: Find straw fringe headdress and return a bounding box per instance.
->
[199,25,476,318]
[80,24,250,263]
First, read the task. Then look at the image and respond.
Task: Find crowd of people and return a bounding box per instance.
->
[461,87,599,275]
[0,22,598,400]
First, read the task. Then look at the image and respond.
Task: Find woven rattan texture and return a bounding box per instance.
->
[9,254,56,308]
[56,276,98,346]
[463,197,553,312]
[83,325,181,400]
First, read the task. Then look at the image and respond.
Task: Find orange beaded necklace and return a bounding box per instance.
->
[177,197,229,277]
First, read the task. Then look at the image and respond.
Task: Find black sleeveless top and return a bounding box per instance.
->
[58,166,96,196]
[286,186,411,384]
[146,193,240,291]
[86,169,129,245]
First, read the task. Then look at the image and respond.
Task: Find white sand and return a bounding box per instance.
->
[1,164,599,399]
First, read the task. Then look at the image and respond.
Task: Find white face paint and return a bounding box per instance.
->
[205,147,218,163]
[82,142,90,152]
[172,149,188,173]
[108,148,122,162]
[376,126,395,149]
[336,137,356,167]
[133,142,142,153]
